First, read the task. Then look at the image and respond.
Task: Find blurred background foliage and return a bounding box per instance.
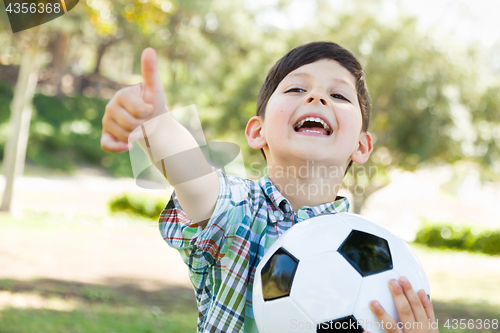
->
[415,220,500,256]
[0,0,499,212]
[108,192,166,219]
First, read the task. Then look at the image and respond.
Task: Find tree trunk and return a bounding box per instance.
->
[349,164,390,214]
[351,165,363,214]
[1,29,42,216]
[93,41,112,75]
[51,32,70,97]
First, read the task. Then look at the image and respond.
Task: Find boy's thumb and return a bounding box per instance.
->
[141,48,165,110]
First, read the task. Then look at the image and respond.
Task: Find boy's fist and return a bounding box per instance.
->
[101,48,166,153]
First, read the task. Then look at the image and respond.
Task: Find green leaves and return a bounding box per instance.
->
[415,221,500,256]
[108,193,166,219]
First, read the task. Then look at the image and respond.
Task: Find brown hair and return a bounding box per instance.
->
[256,41,371,172]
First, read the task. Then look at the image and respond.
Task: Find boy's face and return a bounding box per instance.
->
[247,59,371,169]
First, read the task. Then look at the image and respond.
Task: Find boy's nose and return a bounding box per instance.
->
[305,89,328,106]
[306,96,327,105]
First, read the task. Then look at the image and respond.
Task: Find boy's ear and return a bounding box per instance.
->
[350,131,373,164]
[245,116,267,150]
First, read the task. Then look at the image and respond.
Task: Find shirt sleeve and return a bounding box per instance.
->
[159,169,253,269]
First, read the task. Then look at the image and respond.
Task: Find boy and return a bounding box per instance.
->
[101,42,438,332]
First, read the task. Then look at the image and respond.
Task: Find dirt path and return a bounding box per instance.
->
[0,173,171,216]
[0,222,192,290]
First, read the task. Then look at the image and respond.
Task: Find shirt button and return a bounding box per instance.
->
[274,210,281,217]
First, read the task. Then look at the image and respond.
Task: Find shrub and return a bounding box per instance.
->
[0,80,13,124]
[415,220,500,256]
[0,82,132,176]
[108,193,167,219]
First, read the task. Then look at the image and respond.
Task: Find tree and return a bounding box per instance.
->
[1,27,43,215]
[470,83,500,181]
[0,3,95,214]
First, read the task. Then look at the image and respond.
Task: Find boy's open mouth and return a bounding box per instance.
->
[293,116,332,136]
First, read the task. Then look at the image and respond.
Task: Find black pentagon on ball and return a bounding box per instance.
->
[338,230,393,277]
[261,247,299,301]
[317,315,364,332]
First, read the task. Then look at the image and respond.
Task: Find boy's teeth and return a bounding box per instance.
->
[295,117,331,132]
[302,129,324,134]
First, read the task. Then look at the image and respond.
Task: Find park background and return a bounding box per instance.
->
[0,0,499,332]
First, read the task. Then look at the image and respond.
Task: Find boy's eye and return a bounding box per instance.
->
[331,93,351,103]
[285,88,305,93]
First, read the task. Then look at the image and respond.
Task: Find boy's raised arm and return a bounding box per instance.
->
[101,48,219,228]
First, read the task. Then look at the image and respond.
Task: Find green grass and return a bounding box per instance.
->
[2,278,498,333]
[1,306,196,333]
[434,300,500,333]
[0,278,198,333]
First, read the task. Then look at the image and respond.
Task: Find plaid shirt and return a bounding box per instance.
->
[159,170,350,333]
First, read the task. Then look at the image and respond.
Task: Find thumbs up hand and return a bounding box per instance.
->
[101,49,220,226]
[140,47,166,117]
[101,48,166,153]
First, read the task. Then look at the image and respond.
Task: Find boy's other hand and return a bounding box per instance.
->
[365,277,438,333]
[101,47,166,153]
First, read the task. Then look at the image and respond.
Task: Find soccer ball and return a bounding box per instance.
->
[253,212,430,333]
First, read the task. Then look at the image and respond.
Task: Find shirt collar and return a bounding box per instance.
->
[258,175,350,223]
